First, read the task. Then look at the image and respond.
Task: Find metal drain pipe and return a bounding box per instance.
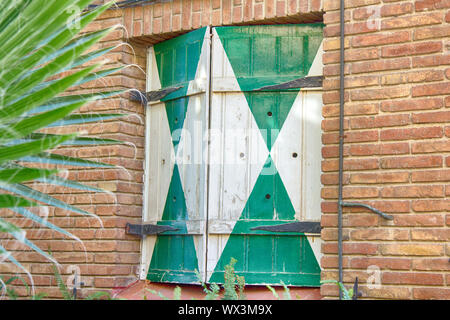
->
[337,0,346,300]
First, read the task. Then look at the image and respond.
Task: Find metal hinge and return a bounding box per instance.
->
[250,221,321,235]
[254,76,323,91]
[129,86,183,105]
[125,223,179,238]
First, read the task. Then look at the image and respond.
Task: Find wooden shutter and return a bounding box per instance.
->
[144,24,323,286]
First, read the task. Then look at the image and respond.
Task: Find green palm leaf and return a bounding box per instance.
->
[0,0,125,286]
[0,168,58,184]
[20,152,116,168]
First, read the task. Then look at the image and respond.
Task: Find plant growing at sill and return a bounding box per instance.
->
[145,258,294,300]
[320,280,355,300]
[0,0,127,297]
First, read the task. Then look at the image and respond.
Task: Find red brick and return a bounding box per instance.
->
[323,129,379,145]
[321,186,379,199]
[172,0,182,14]
[310,0,322,11]
[192,0,202,11]
[232,6,242,23]
[348,144,379,156]
[352,6,376,20]
[382,70,444,85]
[415,0,450,11]
[412,110,450,123]
[382,41,442,57]
[322,103,379,117]
[382,97,443,112]
[383,272,444,285]
[351,58,411,74]
[352,31,411,47]
[350,114,409,129]
[381,185,444,198]
[153,3,162,17]
[413,288,450,300]
[265,0,275,18]
[350,86,409,101]
[415,25,450,40]
[222,0,232,24]
[413,83,450,97]
[181,0,192,29]
[382,12,443,30]
[381,2,413,17]
[394,214,444,226]
[325,10,351,24]
[322,90,349,104]
[350,172,410,184]
[323,48,378,64]
[412,200,449,213]
[380,127,443,141]
[287,0,297,15]
[322,243,378,255]
[254,3,264,19]
[350,229,409,241]
[413,258,450,271]
[380,155,442,169]
[360,286,411,299]
[380,142,410,155]
[412,54,450,68]
[412,170,450,182]
[350,257,411,270]
[212,0,221,9]
[380,244,444,256]
[412,229,450,241]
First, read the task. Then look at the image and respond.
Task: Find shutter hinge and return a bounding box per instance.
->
[126,223,179,238]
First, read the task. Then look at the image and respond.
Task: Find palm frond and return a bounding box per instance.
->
[0,0,127,287]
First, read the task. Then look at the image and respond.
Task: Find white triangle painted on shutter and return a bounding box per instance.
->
[270,91,303,218]
[307,40,324,77]
[141,48,175,278]
[207,29,269,280]
[307,236,322,270]
[177,28,209,222]
[175,28,210,268]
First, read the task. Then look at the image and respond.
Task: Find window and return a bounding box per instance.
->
[142,24,324,286]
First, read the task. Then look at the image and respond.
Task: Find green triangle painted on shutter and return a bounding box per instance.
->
[241,155,296,220]
[244,91,299,150]
[209,156,321,286]
[215,24,322,150]
[147,165,199,283]
[147,27,207,284]
[154,27,207,100]
[215,24,323,91]
[164,97,189,152]
[209,233,321,286]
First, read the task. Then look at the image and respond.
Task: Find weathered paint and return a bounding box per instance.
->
[207,24,323,286]
[144,24,324,286]
[145,27,210,283]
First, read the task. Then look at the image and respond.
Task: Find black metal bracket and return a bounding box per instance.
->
[352,277,363,300]
[125,223,179,237]
[250,221,321,234]
[72,271,84,300]
[255,76,323,91]
[129,86,183,105]
[340,202,394,220]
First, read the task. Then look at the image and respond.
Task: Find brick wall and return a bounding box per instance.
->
[0,0,324,299]
[321,0,450,299]
[1,0,449,300]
